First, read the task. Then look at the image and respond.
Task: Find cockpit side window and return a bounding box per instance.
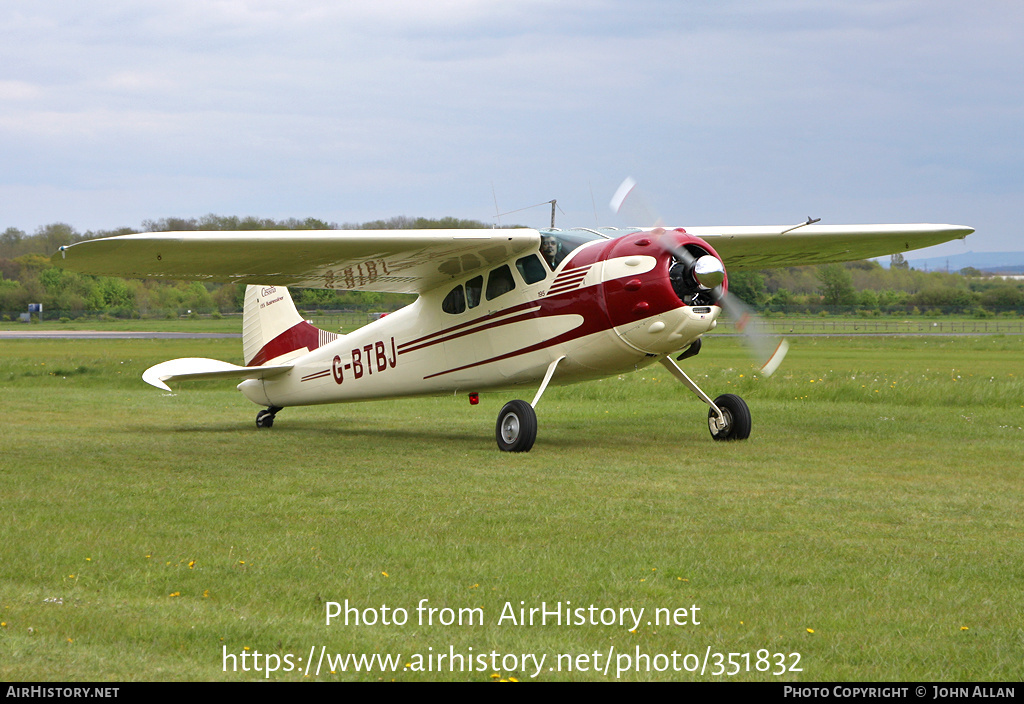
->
[516,254,547,284]
[466,275,483,309]
[441,285,466,314]
[485,265,516,301]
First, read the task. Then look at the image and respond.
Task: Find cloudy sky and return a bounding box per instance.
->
[2,1,1020,255]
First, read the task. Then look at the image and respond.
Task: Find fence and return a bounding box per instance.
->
[716,318,1024,335]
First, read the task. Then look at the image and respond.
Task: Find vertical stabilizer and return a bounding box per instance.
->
[242,285,340,366]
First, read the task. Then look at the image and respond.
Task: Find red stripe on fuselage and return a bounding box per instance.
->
[398,302,542,353]
[417,230,720,379]
[399,308,545,357]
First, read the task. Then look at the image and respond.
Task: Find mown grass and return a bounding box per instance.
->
[1,336,1022,681]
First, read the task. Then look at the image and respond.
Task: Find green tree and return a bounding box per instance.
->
[980,285,1024,309]
[769,287,793,306]
[1,227,26,258]
[728,271,766,305]
[816,264,856,306]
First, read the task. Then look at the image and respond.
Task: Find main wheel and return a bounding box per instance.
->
[708,393,751,441]
[255,409,275,429]
[495,400,538,452]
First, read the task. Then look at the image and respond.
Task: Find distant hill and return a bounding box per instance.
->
[878,251,1024,274]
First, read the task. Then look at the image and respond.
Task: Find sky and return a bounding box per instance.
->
[2,1,1021,257]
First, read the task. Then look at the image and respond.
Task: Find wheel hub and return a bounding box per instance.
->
[501,414,521,443]
[708,407,732,434]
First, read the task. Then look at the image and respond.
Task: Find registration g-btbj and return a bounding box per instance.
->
[55,204,971,452]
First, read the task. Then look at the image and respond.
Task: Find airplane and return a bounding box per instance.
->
[52,216,973,451]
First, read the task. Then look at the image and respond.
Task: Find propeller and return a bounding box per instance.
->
[610,177,789,377]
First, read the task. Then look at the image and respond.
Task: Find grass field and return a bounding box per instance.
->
[5,312,1024,336]
[1,334,1022,681]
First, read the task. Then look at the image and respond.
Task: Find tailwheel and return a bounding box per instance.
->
[255,407,281,429]
[495,400,537,453]
[708,394,751,441]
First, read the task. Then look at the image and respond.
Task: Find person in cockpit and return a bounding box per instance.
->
[541,235,561,270]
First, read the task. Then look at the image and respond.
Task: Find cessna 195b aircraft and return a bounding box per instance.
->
[53,206,972,452]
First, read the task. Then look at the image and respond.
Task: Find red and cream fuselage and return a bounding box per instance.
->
[237,228,723,408]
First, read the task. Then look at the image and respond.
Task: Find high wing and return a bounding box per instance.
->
[52,229,541,294]
[684,223,973,270]
[51,223,973,292]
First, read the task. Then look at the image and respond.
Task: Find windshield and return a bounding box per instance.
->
[537,228,610,270]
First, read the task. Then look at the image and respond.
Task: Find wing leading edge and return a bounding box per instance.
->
[684,224,973,270]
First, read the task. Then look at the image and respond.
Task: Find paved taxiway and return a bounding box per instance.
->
[0,331,238,339]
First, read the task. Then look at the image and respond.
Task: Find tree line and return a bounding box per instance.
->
[728,260,1024,316]
[2,217,1022,320]
[0,216,502,319]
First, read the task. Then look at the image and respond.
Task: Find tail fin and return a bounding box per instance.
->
[242,285,340,366]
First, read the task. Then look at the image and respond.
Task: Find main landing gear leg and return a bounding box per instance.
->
[658,357,751,441]
[495,356,564,453]
[255,406,283,429]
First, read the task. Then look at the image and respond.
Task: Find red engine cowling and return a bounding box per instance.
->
[558,228,727,358]
[591,228,727,325]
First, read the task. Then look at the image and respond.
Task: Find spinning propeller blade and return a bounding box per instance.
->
[610,177,789,376]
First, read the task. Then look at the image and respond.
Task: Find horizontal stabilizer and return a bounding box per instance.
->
[142,357,293,391]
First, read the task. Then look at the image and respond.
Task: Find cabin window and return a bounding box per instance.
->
[516,254,547,285]
[486,265,516,300]
[441,285,466,314]
[466,275,483,309]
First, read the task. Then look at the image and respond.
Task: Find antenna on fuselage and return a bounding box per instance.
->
[493,199,564,229]
[491,182,501,228]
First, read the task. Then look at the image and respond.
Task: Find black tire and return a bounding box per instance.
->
[708,393,751,441]
[495,400,538,452]
[255,409,275,429]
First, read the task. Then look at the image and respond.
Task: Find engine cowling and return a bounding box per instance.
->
[595,228,727,355]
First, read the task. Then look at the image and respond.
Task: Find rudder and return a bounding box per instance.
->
[242,285,340,366]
